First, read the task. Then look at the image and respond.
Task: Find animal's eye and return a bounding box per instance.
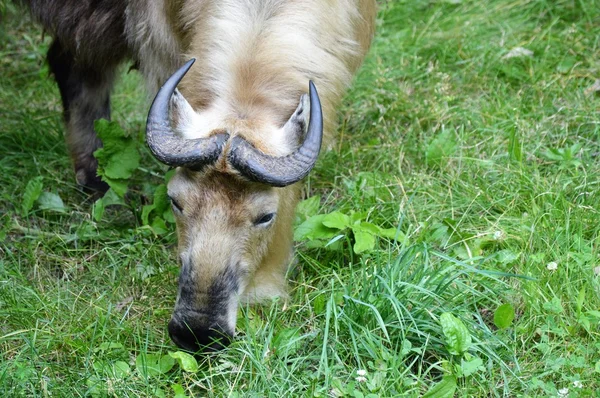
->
[168,196,183,213]
[254,212,276,226]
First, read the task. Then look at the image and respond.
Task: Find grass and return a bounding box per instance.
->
[2,0,600,396]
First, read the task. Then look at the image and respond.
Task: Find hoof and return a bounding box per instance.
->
[75,167,109,194]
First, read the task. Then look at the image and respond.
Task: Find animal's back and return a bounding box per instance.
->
[14,0,377,352]
[20,0,129,68]
[18,0,376,166]
[128,0,377,148]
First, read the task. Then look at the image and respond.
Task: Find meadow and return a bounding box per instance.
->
[1,0,599,396]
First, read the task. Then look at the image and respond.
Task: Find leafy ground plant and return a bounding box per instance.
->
[2,0,600,396]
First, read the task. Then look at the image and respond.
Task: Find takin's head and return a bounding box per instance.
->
[145,60,322,353]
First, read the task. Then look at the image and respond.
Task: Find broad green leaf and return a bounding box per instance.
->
[169,351,199,373]
[494,303,515,329]
[86,375,105,396]
[102,177,128,197]
[93,188,127,221]
[271,327,302,357]
[377,227,405,241]
[425,130,457,168]
[322,211,351,230]
[112,361,130,378]
[165,168,177,183]
[158,354,176,374]
[295,195,321,223]
[92,360,109,373]
[152,184,170,214]
[102,145,139,179]
[313,294,326,315]
[423,375,457,398]
[460,355,483,377]
[352,222,389,253]
[37,192,67,213]
[75,222,99,242]
[136,261,157,280]
[150,217,168,235]
[595,360,600,373]
[350,211,368,224]
[541,147,565,161]
[92,198,105,222]
[542,296,563,314]
[163,207,175,224]
[103,188,127,207]
[353,230,375,253]
[93,119,140,180]
[22,176,43,216]
[294,214,338,241]
[578,315,591,331]
[95,342,123,352]
[135,353,175,378]
[440,312,471,355]
[172,384,188,398]
[143,184,171,226]
[495,249,519,265]
[305,240,328,249]
[400,339,412,357]
[354,221,380,235]
[141,204,156,226]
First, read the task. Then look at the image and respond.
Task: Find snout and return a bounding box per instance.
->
[168,314,233,353]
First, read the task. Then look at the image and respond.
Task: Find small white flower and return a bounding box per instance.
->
[493,230,505,241]
[546,261,558,271]
[356,369,367,377]
[573,380,583,388]
[558,387,569,397]
[502,47,534,60]
[594,266,600,276]
[355,376,367,383]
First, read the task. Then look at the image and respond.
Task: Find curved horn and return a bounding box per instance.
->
[146,59,229,169]
[227,81,323,187]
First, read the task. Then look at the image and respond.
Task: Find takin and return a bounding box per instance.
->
[18,0,376,352]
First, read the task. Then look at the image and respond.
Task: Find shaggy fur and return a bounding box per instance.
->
[19,0,376,351]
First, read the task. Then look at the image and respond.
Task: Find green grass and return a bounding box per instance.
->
[2,0,600,396]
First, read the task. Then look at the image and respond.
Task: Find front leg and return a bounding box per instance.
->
[47,39,121,193]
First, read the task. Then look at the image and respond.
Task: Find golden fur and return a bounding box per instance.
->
[21,0,376,348]
[155,0,376,332]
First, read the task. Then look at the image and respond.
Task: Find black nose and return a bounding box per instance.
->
[168,317,233,353]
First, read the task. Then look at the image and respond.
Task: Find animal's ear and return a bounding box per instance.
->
[282,94,310,146]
